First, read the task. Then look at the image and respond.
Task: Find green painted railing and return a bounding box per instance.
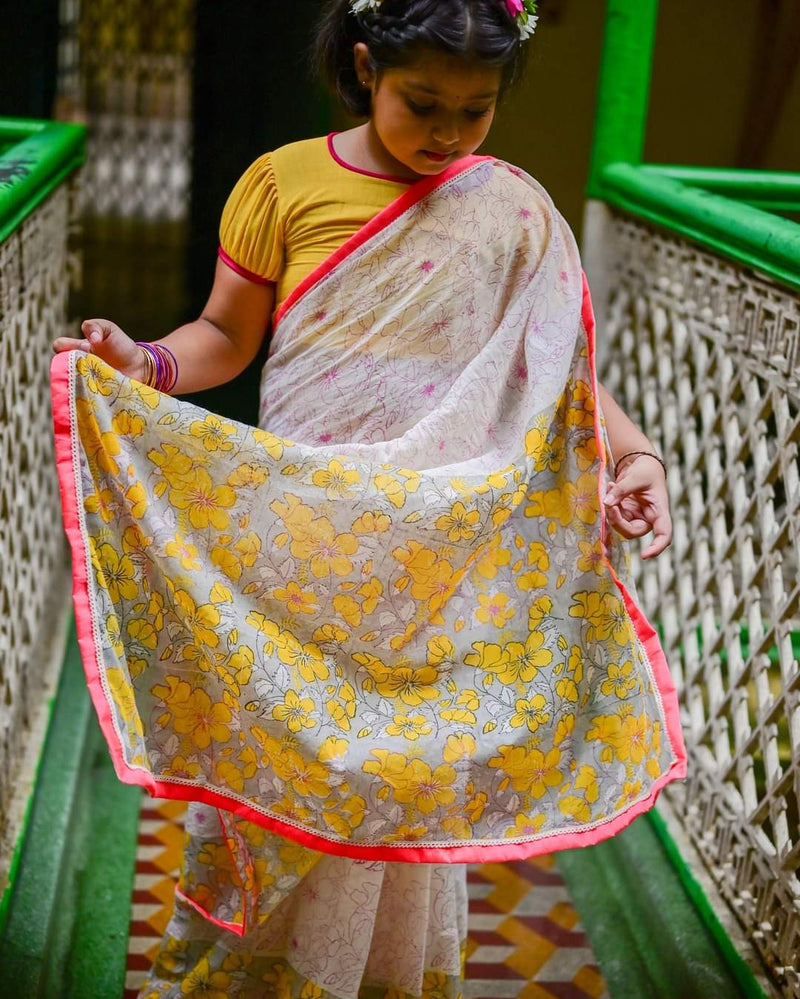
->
[585,0,800,293]
[0,118,84,245]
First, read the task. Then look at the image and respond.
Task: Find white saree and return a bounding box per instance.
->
[51,155,686,997]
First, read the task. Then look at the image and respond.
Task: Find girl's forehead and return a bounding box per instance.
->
[387,51,502,99]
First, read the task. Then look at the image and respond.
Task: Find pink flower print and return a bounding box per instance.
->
[559,270,568,282]
[518,207,532,220]
[420,260,435,273]
[324,368,339,384]
[516,363,528,380]
[313,309,328,322]
[438,440,447,450]
[317,432,333,444]
[423,383,437,397]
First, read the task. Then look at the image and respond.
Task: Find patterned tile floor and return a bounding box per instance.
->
[124,798,609,999]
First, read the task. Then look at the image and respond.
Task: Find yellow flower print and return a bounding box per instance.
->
[601,660,636,698]
[357,577,383,614]
[273,581,317,615]
[252,427,285,460]
[127,618,157,649]
[215,759,245,793]
[317,736,348,762]
[577,539,605,575]
[472,532,511,580]
[465,791,488,822]
[189,413,236,452]
[566,379,596,428]
[386,711,432,741]
[505,812,546,838]
[277,634,329,683]
[123,481,147,519]
[362,749,409,787]
[569,591,631,644]
[435,500,480,542]
[84,487,118,523]
[574,763,599,803]
[391,541,457,619]
[81,354,115,395]
[174,589,220,648]
[234,531,261,567]
[122,524,152,557]
[615,778,643,811]
[106,613,123,656]
[524,427,565,472]
[355,654,441,706]
[476,592,515,628]
[440,815,472,840]
[384,824,429,842]
[574,436,599,471]
[553,712,575,746]
[555,645,584,702]
[164,755,201,779]
[312,458,361,499]
[169,468,236,531]
[95,543,138,602]
[440,688,480,724]
[586,710,650,764]
[210,545,241,581]
[510,694,551,732]
[216,645,254,695]
[312,623,349,647]
[422,970,452,999]
[179,957,231,999]
[327,696,356,731]
[558,795,592,823]
[488,745,563,796]
[299,980,325,999]
[528,595,553,631]
[443,733,476,762]
[165,533,201,571]
[393,759,457,814]
[333,593,362,627]
[323,793,366,838]
[172,688,232,749]
[290,516,358,579]
[107,667,144,746]
[271,796,313,827]
[517,541,550,590]
[111,409,145,438]
[227,462,269,488]
[272,747,330,797]
[426,634,456,669]
[272,689,316,733]
[351,510,391,534]
[147,443,194,486]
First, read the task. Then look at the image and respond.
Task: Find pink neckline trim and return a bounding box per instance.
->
[327,132,415,185]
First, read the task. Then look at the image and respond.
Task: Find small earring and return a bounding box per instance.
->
[361,79,370,88]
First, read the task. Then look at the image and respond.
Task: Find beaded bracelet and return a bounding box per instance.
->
[613,450,667,479]
[135,341,178,393]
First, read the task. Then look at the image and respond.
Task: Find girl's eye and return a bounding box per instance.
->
[407,100,435,116]
[466,107,492,120]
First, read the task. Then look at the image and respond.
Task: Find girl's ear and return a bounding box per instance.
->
[353,42,374,88]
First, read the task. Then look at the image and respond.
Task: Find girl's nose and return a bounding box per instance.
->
[432,122,459,147]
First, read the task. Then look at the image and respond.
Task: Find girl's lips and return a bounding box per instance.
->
[423,150,451,162]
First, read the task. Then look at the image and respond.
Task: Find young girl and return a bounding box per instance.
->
[51,1,686,996]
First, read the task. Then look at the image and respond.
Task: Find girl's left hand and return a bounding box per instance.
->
[603,455,672,559]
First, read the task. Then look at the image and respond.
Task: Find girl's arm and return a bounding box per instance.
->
[52,259,275,395]
[597,381,672,559]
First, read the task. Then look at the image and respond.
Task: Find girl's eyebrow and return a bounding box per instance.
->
[406,82,499,100]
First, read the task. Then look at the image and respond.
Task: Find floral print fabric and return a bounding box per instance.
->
[52,158,686,867]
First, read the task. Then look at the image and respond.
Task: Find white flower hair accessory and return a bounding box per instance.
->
[349,0,539,41]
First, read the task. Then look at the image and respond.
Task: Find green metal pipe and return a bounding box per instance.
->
[0,120,85,244]
[595,161,800,291]
[644,165,800,209]
[587,0,660,195]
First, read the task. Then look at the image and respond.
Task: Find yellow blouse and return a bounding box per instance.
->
[218,135,411,309]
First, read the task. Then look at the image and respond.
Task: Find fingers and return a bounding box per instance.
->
[81,318,113,346]
[52,336,90,353]
[640,508,673,560]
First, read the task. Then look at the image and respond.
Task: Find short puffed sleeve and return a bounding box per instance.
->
[218,153,283,284]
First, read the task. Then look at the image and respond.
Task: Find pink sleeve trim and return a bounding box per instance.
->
[217,246,275,286]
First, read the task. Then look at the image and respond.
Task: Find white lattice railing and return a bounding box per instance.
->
[0,166,80,897]
[589,204,800,996]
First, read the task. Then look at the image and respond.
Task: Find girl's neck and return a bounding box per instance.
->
[334,123,422,181]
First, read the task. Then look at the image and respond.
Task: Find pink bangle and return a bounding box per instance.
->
[135,341,178,393]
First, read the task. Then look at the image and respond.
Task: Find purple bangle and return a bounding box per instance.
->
[135,341,178,393]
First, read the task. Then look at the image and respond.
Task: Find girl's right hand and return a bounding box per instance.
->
[52,319,146,382]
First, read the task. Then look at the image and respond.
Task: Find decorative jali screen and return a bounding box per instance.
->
[597,210,800,995]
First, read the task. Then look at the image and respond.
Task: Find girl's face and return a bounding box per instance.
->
[355,45,502,177]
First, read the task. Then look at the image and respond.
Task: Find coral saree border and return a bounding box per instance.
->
[51,155,687,864]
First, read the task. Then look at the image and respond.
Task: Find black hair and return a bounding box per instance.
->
[313,0,527,118]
